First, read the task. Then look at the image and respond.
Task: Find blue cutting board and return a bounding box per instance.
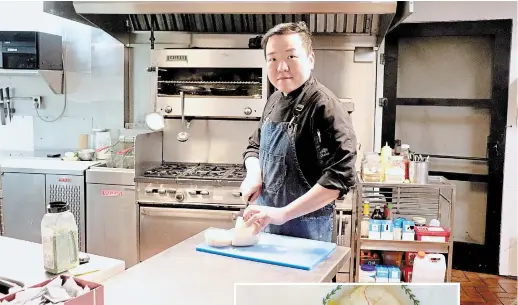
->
[195,228,337,270]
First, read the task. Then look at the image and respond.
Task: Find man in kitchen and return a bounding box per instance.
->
[241,21,358,242]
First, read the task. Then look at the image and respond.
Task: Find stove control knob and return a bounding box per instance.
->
[231,192,242,197]
[145,188,153,194]
[200,190,209,195]
[158,188,166,194]
[188,190,197,195]
[175,192,185,202]
[244,107,252,115]
[164,106,173,114]
[167,189,176,194]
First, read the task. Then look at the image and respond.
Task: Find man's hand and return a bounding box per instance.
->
[243,205,289,234]
[241,157,262,204]
[240,172,262,204]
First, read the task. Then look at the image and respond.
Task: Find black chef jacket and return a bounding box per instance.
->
[243,75,358,197]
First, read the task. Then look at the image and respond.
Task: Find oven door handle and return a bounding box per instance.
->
[140,207,239,220]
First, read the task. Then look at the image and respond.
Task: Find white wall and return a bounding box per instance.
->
[0,1,126,152]
[402,1,517,276]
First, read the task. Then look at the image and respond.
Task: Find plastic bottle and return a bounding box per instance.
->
[41,201,79,274]
[401,144,410,180]
[360,202,371,238]
[371,205,384,220]
[380,142,392,181]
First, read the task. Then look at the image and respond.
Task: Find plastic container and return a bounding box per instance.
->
[415,226,451,242]
[41,202,79,274]
[412,216,427,227]
[362,153,382,182]
[385,155,405,183]
[411,252,446,283]
[91,128,112,160]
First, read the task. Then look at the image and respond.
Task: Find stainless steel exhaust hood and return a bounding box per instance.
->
[43,1,413,46]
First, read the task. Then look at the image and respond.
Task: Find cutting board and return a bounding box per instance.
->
[195,228,337,270]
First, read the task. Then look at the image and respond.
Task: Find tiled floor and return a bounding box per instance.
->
[452,270,517,305]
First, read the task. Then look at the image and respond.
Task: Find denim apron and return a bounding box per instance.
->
[256,87,335,242]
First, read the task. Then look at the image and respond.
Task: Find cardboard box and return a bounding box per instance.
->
[375,265,389,283]
[0,275,104,305]
[380,220,394,240]
[388,266,401,283]
[368,219,382,240]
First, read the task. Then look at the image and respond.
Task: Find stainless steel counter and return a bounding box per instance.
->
[102,231,350,305]
[0,236,125,290]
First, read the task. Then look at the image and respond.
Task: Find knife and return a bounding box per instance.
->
[5,87,11,122]
[238,193,254,218]
[0,88,5,125]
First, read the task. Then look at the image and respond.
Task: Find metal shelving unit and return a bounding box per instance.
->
[353,174,456,282]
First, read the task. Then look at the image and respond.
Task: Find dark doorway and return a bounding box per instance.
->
[381,19,512,274]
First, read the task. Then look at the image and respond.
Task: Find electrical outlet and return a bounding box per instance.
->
[33,97,42,109]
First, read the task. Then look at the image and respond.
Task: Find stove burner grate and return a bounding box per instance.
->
[142,162,246,181]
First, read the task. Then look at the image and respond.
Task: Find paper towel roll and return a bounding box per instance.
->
[78,134,89,150]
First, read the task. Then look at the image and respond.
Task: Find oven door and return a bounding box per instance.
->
[139,205,238,261]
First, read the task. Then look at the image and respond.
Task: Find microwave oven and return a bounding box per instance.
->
[150,48,269,119]
[0,31,63,70]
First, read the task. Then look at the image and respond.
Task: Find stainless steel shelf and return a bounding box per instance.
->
[0,69,64,94]
[353,174,456,283]
[358,238,450,253]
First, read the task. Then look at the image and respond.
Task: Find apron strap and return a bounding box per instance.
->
[288,83,319,127]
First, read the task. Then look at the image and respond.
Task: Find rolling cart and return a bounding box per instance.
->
[353,174,456,282]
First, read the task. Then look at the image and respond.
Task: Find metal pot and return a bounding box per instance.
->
[77,149,95,161]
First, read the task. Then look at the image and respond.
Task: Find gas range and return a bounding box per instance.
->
[141,162,246,181]
[135,162,247,207]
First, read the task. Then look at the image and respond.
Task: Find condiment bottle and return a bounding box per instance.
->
[371,205,384,220]
[360,202,371,238]
[41,201,79,274]
[401,144,410,180]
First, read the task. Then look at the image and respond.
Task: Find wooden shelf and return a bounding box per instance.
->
[359,238,450,253]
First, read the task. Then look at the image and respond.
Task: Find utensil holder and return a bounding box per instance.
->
[410,161,429,184]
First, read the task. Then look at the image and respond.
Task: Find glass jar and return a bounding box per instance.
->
[41,202,79,274]
[91,129,113,160]
[362,152,382,182]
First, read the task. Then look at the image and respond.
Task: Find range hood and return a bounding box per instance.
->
[43,1,413,47]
